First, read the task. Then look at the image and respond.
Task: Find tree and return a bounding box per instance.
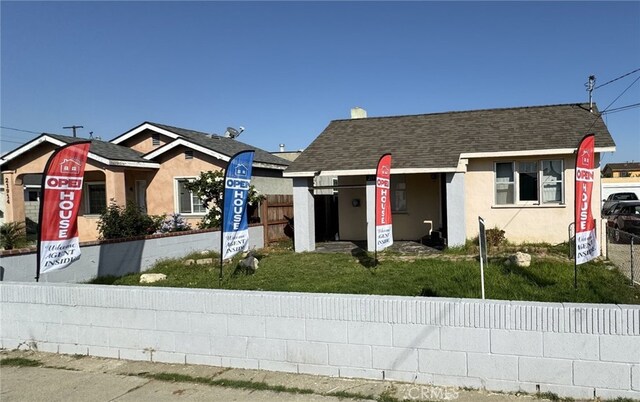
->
[184,170,264,229]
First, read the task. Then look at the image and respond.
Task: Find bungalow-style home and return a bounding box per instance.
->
[284,104,616,251]
[0,122,290,241]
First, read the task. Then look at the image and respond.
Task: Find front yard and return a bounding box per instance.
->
[90,241,640,305]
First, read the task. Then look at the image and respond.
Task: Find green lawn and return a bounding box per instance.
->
[90,245,640,305]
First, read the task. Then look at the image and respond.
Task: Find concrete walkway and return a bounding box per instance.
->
[315,241,440,256]
[0,350,564,402]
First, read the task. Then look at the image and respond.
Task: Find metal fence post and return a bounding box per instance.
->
[631,237,635,286]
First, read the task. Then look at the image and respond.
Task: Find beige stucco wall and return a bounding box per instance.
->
[144,146,225,228]
[119,129,171,154]
[337,176,367,240]
[394,174,441,240]
[464,154,603,245]
[337,174,441,241]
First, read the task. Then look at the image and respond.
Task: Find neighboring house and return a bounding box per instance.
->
[0,122,290,241]
[602,162,640,178]
[284,103,616,251]
[601,162,640,201]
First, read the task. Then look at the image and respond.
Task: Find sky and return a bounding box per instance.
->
[1,1,639,165]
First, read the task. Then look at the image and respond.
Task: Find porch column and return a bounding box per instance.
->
[293,177,315,252]
[2,172,26,224]
[366,177,376,252]
[446,172,466,247]
[105,168,126,207]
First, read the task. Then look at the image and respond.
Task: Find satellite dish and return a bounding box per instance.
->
[224,126,245,139]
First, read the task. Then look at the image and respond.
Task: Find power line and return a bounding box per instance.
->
[0,125,42,135]
[584,75,640,134]
[594,67,640,90]
[601,75,640,113]
[601,102,640,115]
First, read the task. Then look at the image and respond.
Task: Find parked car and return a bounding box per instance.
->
[602,192,639,216]
[606,201,640,243]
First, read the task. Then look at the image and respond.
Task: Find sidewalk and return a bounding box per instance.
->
[1,350,554,402]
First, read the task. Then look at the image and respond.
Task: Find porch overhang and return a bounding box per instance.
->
[284,166,461,178]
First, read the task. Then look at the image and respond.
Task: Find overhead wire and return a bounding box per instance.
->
[594,67,640,90]
[0,125,42,135]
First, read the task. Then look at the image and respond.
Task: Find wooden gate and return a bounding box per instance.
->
[261,194,293,244]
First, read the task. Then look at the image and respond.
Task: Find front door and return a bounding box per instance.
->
[135,180,147,213]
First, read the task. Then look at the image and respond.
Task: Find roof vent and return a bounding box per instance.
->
[351,107,367,119]
[279,144,285,152]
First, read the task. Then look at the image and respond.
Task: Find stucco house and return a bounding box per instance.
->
[283,103,616,252]
[0,122,290,241]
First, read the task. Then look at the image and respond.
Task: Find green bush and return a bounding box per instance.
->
[0,222,27,250]
[97,201,163,240]
[485,227,506,248]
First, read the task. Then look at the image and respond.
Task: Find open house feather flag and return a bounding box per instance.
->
[575,133,599,265]
[221,150,255,261]
[375,153,393,252]
[36,141,91,280]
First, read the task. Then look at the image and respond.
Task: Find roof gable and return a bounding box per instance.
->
[0,134,159,169]
[112,122,290,170]
[285,103,617,176]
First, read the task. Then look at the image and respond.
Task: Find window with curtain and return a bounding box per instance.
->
[541,160,563,203]
[495,162,515,205]
[494,159,564,205]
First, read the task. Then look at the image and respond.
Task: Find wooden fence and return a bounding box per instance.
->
[261,194,293,244]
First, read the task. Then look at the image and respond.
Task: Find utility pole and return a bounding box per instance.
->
[586,76,596,113]
[63,125,84,137]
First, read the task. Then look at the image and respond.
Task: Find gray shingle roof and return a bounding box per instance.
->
[148,123,290,167]
[46,134,150,163]
[603,162,640,171]
[286,103,616,174]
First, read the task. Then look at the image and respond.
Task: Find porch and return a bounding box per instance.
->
[293,172,466,253]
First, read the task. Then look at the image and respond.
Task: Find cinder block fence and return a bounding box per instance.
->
[1,283,639,399]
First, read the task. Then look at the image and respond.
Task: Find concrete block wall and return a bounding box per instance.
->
[0,226,264,283]
[1,283,638,399]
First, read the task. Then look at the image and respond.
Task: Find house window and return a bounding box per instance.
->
[495,162,515,205]
[518,162,538,201]
[541,160,563,203]
[152,133,160,146]
[495,160,564,205]
[85,183,106,214]
[391,175,407,212]
[176,179,205,214]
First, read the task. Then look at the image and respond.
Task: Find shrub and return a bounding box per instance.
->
[485,227,506,248]
[0,222,26,250]
[97,201,162,240]
[184,170,265,229]
[160,213,192,233]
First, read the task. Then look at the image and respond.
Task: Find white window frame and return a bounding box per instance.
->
[495,162,515,205]
[84,181,107,215]
[540,159,564,204]
[174,177,205,215]
[494,159,564,206]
